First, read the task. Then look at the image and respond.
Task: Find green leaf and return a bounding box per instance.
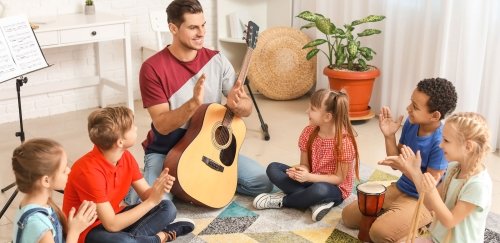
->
[329,22,337,34]
[302,39,328,48]
[306,48,320,60]
[351,15,386,26]
[335,47,346,66]
[296,11,318,22]
[316,18,335,35]
[344,24,354,32]
[299,22,316,30]
[296,11,327,23]
[347,41,358,56]
[359,47,373,61]
[335,28,345,36]
[358,59,367,70]
[358,29,382,37]
[359,47,370,53]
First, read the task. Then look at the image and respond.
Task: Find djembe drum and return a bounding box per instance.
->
[357,182,386,242]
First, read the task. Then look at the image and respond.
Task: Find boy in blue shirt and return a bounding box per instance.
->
[342,78,457,242]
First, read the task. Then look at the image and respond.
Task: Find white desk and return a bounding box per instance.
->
[34,13,134,112]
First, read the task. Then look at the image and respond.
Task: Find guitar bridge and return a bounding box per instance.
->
[201,156,224,172]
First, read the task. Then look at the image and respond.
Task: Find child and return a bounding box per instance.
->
[393,112,492,242]
[253,89,360,222]
[11,138,97,243]
[62,106,194,243]
[342,77,458,242]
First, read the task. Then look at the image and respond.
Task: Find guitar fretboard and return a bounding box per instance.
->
[237,48,254,84]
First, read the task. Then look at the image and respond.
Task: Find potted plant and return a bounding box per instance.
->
[84,0,95,15]
[297,11,385,118]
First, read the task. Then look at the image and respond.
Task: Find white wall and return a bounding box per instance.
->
[0,0,217,124]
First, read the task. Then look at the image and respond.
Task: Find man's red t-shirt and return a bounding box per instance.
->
[62,146,142,243]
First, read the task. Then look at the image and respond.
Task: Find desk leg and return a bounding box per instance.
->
[124,23,134,112]
[95,42,105,108]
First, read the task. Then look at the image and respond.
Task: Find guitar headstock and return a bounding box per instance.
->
[243,21,259,49]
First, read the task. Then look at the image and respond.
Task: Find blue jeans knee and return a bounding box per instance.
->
[236,154,273,196]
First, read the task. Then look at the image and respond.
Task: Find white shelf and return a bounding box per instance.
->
[219,37,246,44]
[216,0,292,70]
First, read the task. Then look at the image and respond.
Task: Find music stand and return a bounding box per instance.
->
[0,15,50,219]
[242,21,270,141]
[244,78,270,140]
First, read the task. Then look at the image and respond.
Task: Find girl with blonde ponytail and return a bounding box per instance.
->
[11,138,97,243]
[400,112,492,242]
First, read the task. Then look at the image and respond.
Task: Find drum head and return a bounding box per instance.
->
[357,182,386,195]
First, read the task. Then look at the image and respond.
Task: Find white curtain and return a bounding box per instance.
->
[293,0,500,150]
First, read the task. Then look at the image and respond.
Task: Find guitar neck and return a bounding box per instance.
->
[236,48,253,83]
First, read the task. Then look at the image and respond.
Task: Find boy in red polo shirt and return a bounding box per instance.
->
[63,106,194,243]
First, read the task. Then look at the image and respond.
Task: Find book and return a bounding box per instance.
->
[0,15,48,83]
[227,11,251,40]
[227,11,243,39]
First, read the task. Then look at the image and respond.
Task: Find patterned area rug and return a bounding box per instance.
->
[173,166,500,243]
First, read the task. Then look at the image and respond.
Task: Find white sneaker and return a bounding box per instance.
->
[253,192,285,209]
[310,202,335,221]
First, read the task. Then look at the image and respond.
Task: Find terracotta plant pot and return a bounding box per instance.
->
[323,66,380,118]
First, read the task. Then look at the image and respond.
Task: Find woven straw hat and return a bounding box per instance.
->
[248,27,316,100]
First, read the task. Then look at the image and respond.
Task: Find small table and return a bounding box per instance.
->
[34,13,134,111]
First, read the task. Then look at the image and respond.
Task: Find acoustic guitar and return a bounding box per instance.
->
[164,21,259,208]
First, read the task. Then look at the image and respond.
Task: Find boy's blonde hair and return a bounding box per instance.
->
[88,106,134,150]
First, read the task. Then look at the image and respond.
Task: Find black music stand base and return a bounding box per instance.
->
[0,76,27,220]
[0,188,19,219]
[245,78,270,141]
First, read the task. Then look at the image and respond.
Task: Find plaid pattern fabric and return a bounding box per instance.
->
[298,125,356,198]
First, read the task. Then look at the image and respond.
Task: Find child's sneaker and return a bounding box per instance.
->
[310,202,335,221]
[162,217,195,241]
[253,191,285,209]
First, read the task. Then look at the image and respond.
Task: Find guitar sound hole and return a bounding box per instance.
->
[214,126,230,146]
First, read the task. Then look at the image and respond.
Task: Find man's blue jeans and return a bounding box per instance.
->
[85,200,176,243]
[125,153,273,205]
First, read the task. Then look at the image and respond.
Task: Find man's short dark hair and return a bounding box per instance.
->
[417,78,457,120]
[166,0,203,27]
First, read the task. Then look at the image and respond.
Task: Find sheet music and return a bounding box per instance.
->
[0,15,48,83]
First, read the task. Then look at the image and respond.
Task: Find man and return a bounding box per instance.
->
[127,0,272,204]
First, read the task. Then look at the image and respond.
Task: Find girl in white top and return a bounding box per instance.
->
[12,138,97,243]
[383,112,492,242]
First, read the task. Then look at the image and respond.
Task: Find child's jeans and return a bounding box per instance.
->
[85,200,176,243]
[266,162,344,209]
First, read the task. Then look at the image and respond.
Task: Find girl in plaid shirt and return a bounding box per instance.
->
[253,89,360,221]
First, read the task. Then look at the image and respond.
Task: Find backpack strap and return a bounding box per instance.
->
[16,207,53,243]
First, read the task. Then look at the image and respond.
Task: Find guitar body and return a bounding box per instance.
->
[164,103,246,208]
